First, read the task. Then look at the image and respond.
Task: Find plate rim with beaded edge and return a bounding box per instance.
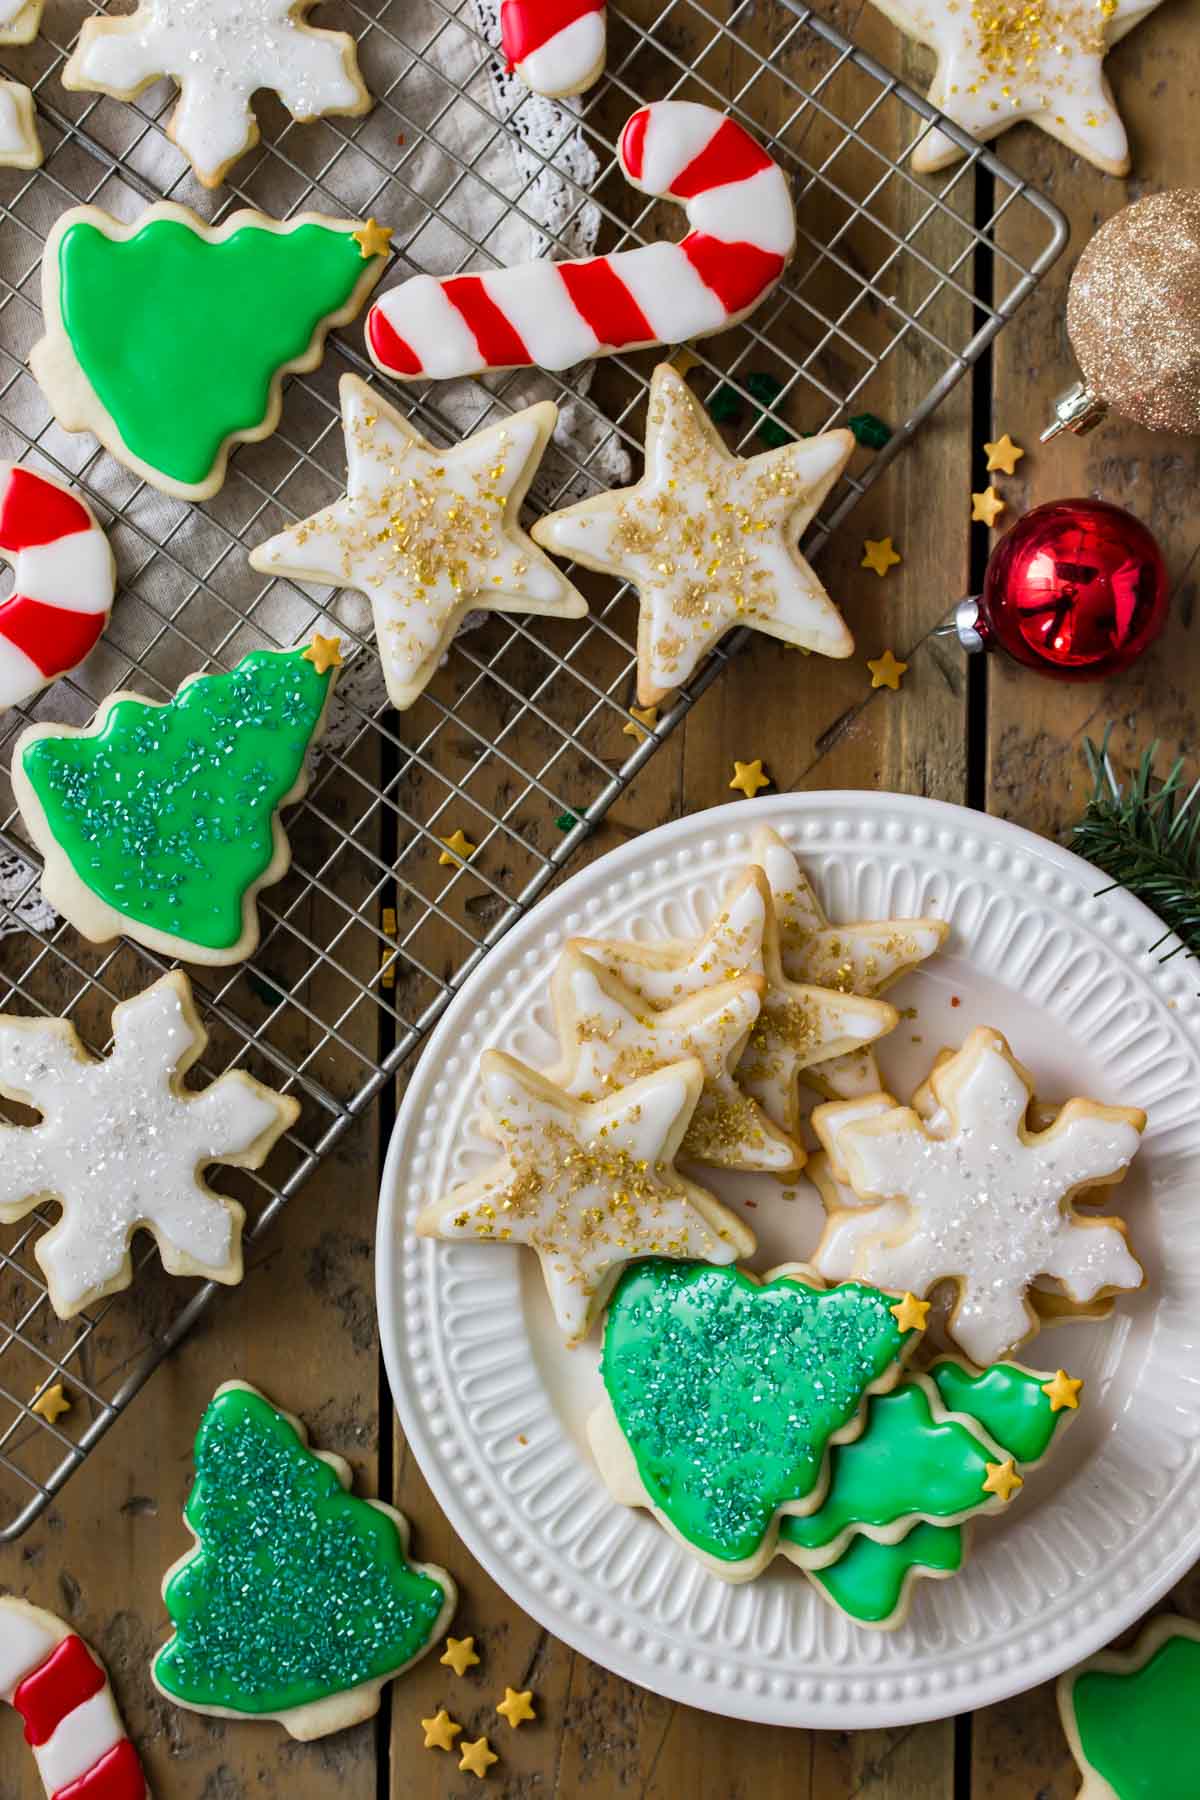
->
[377,791,1200,1729]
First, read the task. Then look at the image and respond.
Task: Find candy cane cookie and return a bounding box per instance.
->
[0,465,116,711]
[0,1597,149,1798]
[367,100,795,380]
[501,0,606,98]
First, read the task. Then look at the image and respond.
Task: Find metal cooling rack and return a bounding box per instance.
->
[0,0,1067,1537]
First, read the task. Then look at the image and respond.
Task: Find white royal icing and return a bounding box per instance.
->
[0,78,37,164]
[0,973,294,1316]
[837,1031,1144,1364]
[0,1604,58,1700]
[516,10,605,98]
[578,872,769,1006]
[33,1687,125,1793]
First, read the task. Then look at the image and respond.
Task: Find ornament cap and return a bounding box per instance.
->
[1040,380,1109,443]
[938,596,986,655]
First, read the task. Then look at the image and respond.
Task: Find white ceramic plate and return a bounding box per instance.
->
[377,792,1200,1728]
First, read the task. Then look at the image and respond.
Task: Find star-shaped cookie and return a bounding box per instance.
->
[871,0,1162,176]
[416,1052,754,1343]
[532,363,854,706]
[251,376,586,711]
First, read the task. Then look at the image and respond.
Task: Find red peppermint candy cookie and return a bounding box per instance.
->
[0,464,115,710]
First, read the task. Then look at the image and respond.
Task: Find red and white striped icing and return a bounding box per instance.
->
[366,100,796,380]
[501,0,605,98]
[0,1598,148,1799]
[0,464,115,711]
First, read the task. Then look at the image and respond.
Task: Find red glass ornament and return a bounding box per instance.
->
[953,499,1168,680]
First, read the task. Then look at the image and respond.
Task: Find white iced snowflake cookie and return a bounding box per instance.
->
[63,0,371,188]
[0,0,43,170]
[869,0,1163,177]
[0,971,299,1318]
[817,1027,1146,1364]
[416,1052,754,1344]
[250,375,586,712]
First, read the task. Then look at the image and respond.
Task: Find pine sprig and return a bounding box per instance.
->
[1072,728,1200,961]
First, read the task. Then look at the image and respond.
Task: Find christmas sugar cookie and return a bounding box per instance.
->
[13,641,340,966]
[0,0,43,170]
[154,1383,455,1741]
[502,0,605,97]
[0,970,297,1318]
[30,204,387,500]
[0,1595,149,1797]
[534,364,855,705]
[63,0,370,189]
[0,464,116,710]
[416,1053,754,1344]
[587,1260,925,1580]
[818,1027,1145,1364]
[1058,1615,1200,1799]
[250,375,586,712]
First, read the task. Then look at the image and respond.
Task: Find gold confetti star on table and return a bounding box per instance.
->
[441,1636,481,1676]
[1042,1370,1084,1413]
[496,1687,537,1728]
[861,536,901,577]
[971,485,1006,528]
[422,1709,463,1751]
[982,1458,1024,1503]
[622,704,659,740]
[352,217,393,259]
[867,650,907,690]
[250,375,586,713]
[301,633,343,674]
[889,1292,930,1333]
[729,759,771,799]
[459,1737,499,1779]
[30,1382,70,1424]
[983,433,1024,476]
[438,829,477,867]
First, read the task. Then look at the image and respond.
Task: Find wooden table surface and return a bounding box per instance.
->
[3,0,1197,1794]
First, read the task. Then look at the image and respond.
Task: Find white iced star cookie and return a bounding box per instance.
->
[549,945,802,1173]
[818,1027,1146,1364]
[871,0,1163,176]
[0,971,299,1318]
[532,362,855,707]
[416,1052,754,1343]
[63,0,371,188]
[0,0,43,170]
[250,376,586,711]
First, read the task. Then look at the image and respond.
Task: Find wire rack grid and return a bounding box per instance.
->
[0,0,1067,1537]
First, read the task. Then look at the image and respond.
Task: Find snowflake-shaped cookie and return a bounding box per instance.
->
[827,1027,1145,1363]
[63,0,371,188]
[0,972,299,1317]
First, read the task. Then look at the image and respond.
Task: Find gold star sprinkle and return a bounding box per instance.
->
[302,633,343,674]
[889,1292,930,1332]
[496,1687,537,1728]
[438,830,477,867]
[352,217,393,259]
[441,1635,481,1676]
[422,1709,463,1751]
[729,759,771,799]
[971,485,1006,527]
[867,650,907,690]
[30,1382,70,1424]
[983,433,1024,475]
[861,536,901,577]
[458,1737,499,1779]
[623,704,659,740]
[1042,1369,1083,1413]
[982,1458,1024,1503]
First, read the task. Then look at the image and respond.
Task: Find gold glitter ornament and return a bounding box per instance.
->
[1043,191,1200,441]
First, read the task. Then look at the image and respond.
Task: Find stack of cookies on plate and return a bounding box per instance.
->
[418,827,1146,1629]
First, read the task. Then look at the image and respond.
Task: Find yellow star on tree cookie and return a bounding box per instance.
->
[302,633,343,674]
[1042,1370,1084,1413]
[889,1292,930,1333]
[533,363,855,706]
[459,1737,499,1779]
[867,651,907,690]
[352,218,392,259]
[422,1709,463,1750]
[438,829,477,867]
[971,486,1006,527]
[861,536,901,577]
[983,433,1024,476]
[496,1687,537,1727]
[729,759,771,799]
[441,1635,481,1676]
[30,1382,71,1424]
[982,1458,1024,1503]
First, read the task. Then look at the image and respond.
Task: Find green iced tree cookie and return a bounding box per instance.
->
[1060,1617,1200,1800]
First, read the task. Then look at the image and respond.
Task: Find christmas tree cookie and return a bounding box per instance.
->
[153,1383,456,1740]
[30,204,388,500]
[1059,1616,1200,1800]
[587,1260,925,1579]
[13,639,340,966]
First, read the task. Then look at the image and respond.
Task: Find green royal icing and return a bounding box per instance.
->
[59,218,370,485]
[601,1261,914,1565]
[930,1359,1062,1465]
[1070,1632,1200,1800]
[154,1387,448,1715]
[22,648,331,952]
[810,1522,962,1625]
